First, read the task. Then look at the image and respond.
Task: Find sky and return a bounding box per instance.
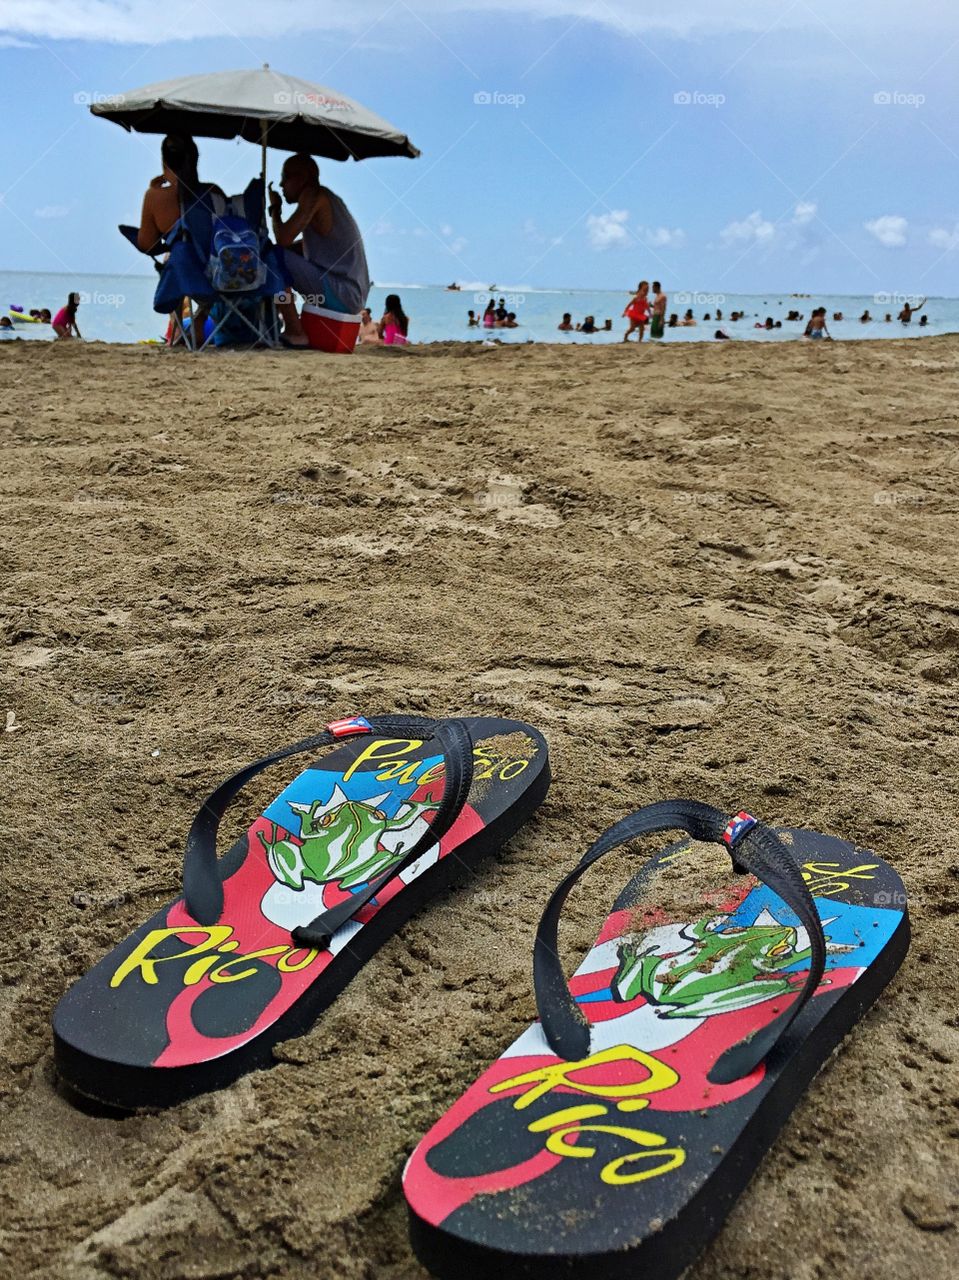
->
[1,0,958,293]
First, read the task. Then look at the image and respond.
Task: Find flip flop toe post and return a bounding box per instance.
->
[53,715,549,1109]
[404,800,909,1279]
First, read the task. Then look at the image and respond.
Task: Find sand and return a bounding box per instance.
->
[1,335,957,1279]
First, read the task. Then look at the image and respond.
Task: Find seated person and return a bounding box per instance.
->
[558,312,574,331]
[357,307,381,345]
[580,315,597,334]
[137,135,220,253]
[379,294,409,346]
[0,316,13,330]
[504,312,518,328]
[667,313,679,328]
[467,309,479,327]
[270,153,371,346]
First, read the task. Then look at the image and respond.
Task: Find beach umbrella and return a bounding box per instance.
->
[90,65,420,162]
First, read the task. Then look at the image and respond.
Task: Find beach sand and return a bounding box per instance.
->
[1,335,957,1279]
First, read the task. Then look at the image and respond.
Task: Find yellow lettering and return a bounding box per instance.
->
[491,1045,679,1110]
[802,861,878,896]
[545,1122,668,1160]
[183,939,239,986]
[417,762,446,786]
[342,738,424,783]
[373,761,424,785]
[110,926,234,988]
[602,1147,686,1185]
[495,1047,688,1189]
[208,945,290,983]
[277,947,320,973]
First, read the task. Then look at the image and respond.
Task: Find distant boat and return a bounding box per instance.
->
[446,283,461,291]
[488,284,497,290]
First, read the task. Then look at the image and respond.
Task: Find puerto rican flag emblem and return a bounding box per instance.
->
[327,716,374,738]
[722,810,758,847]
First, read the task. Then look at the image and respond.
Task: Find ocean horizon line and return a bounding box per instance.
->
[3,269,950,302]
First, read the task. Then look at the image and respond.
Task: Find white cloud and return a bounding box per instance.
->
[35,204,71,219]
[929,223,959,253]
[641,226,686,248]
[440,223,467,254]
[586,209,631,251]
[794,201,817,225]
[715,203,819,258]
[0,34,37,47]
[720,210,775,247]
[2,0,947,44]
[865,215,908,247]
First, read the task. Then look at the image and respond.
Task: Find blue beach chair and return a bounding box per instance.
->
[121,178,284,350]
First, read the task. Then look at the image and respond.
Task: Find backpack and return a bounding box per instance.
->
[207,194,266,293]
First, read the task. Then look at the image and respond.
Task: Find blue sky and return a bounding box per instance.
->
[1,1,958,293]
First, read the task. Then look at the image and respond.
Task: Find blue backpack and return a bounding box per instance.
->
[208,195,266,293]
[209,216,265,292]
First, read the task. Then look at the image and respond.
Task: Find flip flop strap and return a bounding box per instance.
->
[533,799,827,1084]
[182,715,474,951]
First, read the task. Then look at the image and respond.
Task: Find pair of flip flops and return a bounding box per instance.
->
[53,715,909,1279]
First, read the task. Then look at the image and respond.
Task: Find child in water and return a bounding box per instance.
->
[52,292,82,340]
[622,281,650,342]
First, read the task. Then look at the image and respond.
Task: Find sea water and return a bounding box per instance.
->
[2,270,956,346]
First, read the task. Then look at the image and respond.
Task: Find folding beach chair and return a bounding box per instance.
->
[122,179,284,350]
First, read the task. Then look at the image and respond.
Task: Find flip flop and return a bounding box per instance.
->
[53,714,549,1109]
[404,800,909,1279]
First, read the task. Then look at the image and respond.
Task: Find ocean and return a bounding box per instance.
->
[2,269,955,346]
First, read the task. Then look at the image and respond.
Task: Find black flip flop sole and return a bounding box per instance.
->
[53,718,549,1110]
[404,826,909,1279]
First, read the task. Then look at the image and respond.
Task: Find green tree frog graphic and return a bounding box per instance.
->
[612,906,855,1019]
[258,785,435,892]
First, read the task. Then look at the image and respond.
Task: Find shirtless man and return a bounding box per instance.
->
[357,308,382,346]
[898,297,927,325]
[650,281,668,339]
[270,153,371,346]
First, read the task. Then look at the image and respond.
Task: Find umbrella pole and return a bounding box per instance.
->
[260,120,279,346]
[260,120,268,231]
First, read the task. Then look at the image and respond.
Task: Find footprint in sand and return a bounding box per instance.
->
[474,473,562,527]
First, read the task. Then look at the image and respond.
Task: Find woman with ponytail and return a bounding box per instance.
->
[137,135,220,253]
